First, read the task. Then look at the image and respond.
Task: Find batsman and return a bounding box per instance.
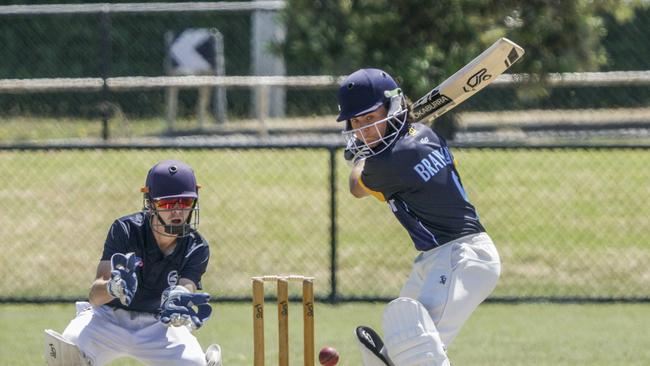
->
[338,69,502,366]
[45,160,221,366]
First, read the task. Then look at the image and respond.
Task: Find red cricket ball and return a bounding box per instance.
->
[318,346,339,366]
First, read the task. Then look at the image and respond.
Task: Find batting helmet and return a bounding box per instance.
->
[337,68,408,162]
[336,68,400,122]
[141,160,200,237]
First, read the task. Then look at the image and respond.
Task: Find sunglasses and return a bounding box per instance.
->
[153,198,196,210]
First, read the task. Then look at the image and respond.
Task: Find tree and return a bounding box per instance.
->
[277,0,645,99]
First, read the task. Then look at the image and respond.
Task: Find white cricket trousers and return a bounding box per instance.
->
[399,232,501,347]
[62,302,206,366]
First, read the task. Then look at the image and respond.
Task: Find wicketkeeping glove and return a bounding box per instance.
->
[159,285,212,330]
[106,252,142,306]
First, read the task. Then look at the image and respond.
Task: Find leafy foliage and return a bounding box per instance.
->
[278,0,647,98]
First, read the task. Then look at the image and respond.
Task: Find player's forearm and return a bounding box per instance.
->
[178,278,197,292]
[349,161,369,198]
[89,278,114,306]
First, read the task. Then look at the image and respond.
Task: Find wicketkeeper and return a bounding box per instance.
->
[45,160,221,366]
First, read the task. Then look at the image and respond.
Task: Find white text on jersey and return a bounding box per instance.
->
[413,147,453,182]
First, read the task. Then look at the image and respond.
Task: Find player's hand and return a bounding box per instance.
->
[159,286,212,330]
[106,252,142,306]
[344,139,366,167]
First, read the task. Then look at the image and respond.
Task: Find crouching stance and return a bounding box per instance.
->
[45,160,221,366]
[338,69,502,365]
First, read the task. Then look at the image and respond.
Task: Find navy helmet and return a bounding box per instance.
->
[337,68,408,162]
[141,160,200,237]
[336,68,400,122]
[144,160,198,200]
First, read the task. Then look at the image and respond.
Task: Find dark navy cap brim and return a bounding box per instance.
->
[154,192,198,200]
[336,101,383,122]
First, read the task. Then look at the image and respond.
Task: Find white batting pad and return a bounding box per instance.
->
[44,329,89,366]
[382,297,450,366]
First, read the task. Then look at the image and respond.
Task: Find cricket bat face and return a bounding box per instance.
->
[411,37,525,122]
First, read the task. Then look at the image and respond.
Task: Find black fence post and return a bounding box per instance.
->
[328,147,338,303]
[100,10,111,140]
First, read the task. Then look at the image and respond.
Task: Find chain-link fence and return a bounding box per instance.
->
[1,3,650,144]
[1,3,650,303]
[1,145,649,302]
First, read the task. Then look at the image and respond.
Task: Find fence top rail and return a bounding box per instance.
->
[0,78,104,93]
[495,70,650,87]
[0,1,285,15]
[107,75,345,90]
[0,76,344,93]
[1,71,649,93]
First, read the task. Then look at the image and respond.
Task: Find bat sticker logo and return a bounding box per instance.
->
[463,68,491,92]
[411,91,453,120]
[505,47,520,67]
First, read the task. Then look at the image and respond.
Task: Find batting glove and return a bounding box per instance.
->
[106,252,142,306]
[159,285,212,330]
[344,139,366,167]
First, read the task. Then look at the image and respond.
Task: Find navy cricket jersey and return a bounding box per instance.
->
[360,122,485,251]
[100,212,210,314]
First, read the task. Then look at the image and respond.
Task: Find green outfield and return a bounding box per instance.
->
[3,302,649,365]
[1,137,649,366]
[1,148,649,300]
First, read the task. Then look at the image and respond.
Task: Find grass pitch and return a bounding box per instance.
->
[3,302,649,365]
[1,148,649,300]
[1,130,649,365]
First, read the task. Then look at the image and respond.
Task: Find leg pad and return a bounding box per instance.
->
[44,329,89,366]
[382,297,450,366]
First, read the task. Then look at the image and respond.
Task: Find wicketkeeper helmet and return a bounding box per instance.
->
[141,160,200,237]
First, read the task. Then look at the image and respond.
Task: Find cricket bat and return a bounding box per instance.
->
[410,37,525,122]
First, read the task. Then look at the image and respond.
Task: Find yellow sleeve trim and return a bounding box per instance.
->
[358,176,386,202]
